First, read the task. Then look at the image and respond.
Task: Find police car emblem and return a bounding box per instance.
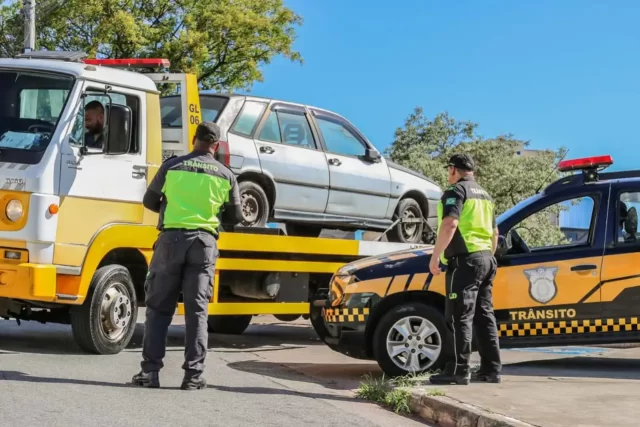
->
[524,267,558,304]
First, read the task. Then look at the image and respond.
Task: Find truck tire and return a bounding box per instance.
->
[239,181,269,227]
[70,265,138,355]
[207,314,252,335]
[372,302,449,377]
[387,198,425,244]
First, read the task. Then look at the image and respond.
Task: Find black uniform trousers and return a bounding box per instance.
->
[141,229,218,378]
[444,250,501,374]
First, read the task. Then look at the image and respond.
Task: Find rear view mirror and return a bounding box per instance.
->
[495,235,508,256]
[364,148,381,162]
[104,104,132,155]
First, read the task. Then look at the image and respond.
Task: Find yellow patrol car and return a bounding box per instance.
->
[312,155,640,377]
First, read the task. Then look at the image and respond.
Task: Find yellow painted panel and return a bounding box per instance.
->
[407,273,429,291]
[601,280,640,303]
[144,92,162,227]
[349,277,392,297]
[177,302,310,316]
[0,262,57,302]
[217,232,360,255]
[185,74,202,150]
[57,197,144,245]
[53,244,87,266]
[0,239,26,249]
[217,258,344,274]
[429,274,446,296]
[386,274,410,296]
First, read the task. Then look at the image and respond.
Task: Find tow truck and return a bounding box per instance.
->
[0,51,433,355]
[313,155,640,377]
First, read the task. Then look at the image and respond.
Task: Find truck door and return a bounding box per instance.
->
[492,187,607,332]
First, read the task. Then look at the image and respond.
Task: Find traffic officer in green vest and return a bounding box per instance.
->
[131,121,243,390]
[428,153,502,385]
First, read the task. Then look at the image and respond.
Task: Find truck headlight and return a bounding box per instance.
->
[6,199,23,222]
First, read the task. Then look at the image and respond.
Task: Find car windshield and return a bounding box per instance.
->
[496,192,544,225]
[0,69,74,152]
[160,95,229,128]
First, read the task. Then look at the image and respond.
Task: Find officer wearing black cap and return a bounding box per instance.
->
[131,121,243,390]
[428,153,502,385]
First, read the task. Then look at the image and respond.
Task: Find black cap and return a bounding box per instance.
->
[445,153,475,171]
[195,121,221,144]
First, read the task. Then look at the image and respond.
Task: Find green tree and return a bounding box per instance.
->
[385,108,569,247]
[0,0,303,91]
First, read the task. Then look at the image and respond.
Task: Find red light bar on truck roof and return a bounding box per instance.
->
[82,58,170,68]
[557,155,613,172]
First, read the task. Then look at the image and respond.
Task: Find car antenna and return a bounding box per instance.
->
[534,148,569,194]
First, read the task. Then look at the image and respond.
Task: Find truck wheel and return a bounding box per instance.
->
[285,223,322,238]
[387,198,425,244]
[70,265,138,355]
[274,314,301,322]
[372,302,448,377]
[207,314,252,335]
[239,181,269,227]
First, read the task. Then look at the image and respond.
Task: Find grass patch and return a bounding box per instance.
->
[355,372,440,414]
[427,388,446,396]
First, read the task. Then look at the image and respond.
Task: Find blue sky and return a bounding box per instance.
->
[248,0,640,173]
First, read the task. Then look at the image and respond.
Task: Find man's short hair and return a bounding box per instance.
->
[85,100,104,113]
[195,121,221,144]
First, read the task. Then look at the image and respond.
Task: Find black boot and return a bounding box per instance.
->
[429,362,470,385]
[181,374,207,391]
[131,370,160,388]
[471,368,501,383]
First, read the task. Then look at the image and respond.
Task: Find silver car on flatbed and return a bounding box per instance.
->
[161,92,442,244]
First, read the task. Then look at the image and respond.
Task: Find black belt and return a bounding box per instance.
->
[162,227,219,239]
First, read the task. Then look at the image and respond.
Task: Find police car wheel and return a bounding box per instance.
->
[207,314,252,335]
[387,198,425,244]
[239,181,269,227]
[70,265,138,355]
[372,302,447,377]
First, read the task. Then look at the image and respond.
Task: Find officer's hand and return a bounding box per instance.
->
[429,256,441,276]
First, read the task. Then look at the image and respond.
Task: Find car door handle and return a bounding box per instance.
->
[571,264,598,272]
[259,146,275,154]
[328,158,342,166]
[132,165,147,179]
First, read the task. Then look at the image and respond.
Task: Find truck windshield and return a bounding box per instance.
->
[0,70,74,154]
[160,95,229,128]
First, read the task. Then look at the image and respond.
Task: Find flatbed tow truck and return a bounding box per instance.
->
[0,51,434,354]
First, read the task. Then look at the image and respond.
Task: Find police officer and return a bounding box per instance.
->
[131,121,243,390]
[428,153,502,385]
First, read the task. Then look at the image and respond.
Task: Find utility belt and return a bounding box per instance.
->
[446,250,493,268]
[162,227,219,240]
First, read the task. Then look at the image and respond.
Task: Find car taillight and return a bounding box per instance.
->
[215,141,231,166]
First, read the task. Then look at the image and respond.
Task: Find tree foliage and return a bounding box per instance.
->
[385,108,569,247]
[0,0,303,91]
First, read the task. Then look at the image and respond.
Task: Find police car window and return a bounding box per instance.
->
[618,192,639,244]
[315,116,366,157]
[510,196,595,251]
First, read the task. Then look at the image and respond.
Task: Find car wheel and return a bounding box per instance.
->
[285,223,323,238]
[372,302,448,377]
[70,265,138,355]
[239,181,270,227]
[207,315,252,335]
[387,198,425,244]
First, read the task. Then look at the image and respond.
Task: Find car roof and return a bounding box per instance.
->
[544,169,640,196]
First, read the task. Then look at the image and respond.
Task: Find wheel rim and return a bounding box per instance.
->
[400,207,421,241]
[241,191,261,224]
[100,282,133,342]
[386,315,442,373]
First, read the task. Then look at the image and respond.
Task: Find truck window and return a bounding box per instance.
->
[508,196,595,251]
[160,95,229,128]
[19,89,69,122]
[315,116,366,157]
[618,192,640,244]
[230,101,267,136]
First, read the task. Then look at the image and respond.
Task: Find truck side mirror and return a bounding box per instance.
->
[364,148,381,163]
[104,104,132,155]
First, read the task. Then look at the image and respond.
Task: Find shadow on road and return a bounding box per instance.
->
[208,384,357,402]
[0,370,135,389]
[0,320,323,356]
[503,356,640,381]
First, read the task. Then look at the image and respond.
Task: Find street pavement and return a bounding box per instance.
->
[0,313,430,427]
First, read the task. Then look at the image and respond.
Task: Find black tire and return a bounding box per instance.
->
[372,302,449,377]
[386,198,425,244]
[70,265,138,355]
[207,315,252,335]
[239,180,270,227]
[274,314,302,322]
[285,223,323,238]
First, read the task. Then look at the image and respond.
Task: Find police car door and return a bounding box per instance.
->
[492,187,607,339]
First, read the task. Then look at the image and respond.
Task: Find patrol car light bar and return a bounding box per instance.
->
[557,155,613,172]
[82,58,170,68]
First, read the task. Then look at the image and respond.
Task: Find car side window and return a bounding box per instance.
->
[505,196,595,254]
[617,192,639,244]
[315,116,366,157]
[258,110,316,149]
[230,101,267,136]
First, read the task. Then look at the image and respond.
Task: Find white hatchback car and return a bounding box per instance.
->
[160,93,442,244]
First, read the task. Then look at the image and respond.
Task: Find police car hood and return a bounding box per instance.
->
[337,246,434,280]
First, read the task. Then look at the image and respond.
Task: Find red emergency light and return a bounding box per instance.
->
[557,155,613,173]
[83,58,170,68]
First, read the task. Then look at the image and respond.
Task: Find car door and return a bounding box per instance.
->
[252,102,329,214]
[492,188,606,333]
[309,108,391,219]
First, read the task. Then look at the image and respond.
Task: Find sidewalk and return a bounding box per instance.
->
[407,346,640,427]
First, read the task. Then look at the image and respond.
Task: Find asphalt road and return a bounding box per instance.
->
[0,313,430,427]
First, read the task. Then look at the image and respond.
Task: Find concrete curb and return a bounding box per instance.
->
[406,388,536,427]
